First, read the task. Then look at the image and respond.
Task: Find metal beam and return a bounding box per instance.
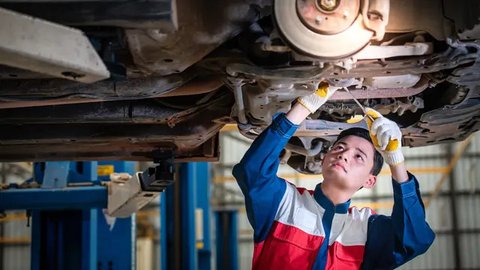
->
[447,144,462,269]
[0,186,107,210]
[0,7,109,83]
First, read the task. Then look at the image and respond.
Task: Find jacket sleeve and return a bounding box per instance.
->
[232,113,298,243]
[362,172,436,269]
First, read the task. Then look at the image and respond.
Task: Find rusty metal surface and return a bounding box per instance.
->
[0,92,233,162]
[0,73,189,99]
[0,135,220,162]
[125,0,269,75]
[0,97,104,109]
[0,75,223,109]
[329,77,429,100]
[159,76,224,97]
[0,91,227,124]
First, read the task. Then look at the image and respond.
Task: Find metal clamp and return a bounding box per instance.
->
[107,150,175,217]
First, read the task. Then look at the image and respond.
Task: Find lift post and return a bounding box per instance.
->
[215,209,239,270]
[161,162,212,270]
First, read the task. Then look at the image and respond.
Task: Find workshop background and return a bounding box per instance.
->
[1,127,480,270]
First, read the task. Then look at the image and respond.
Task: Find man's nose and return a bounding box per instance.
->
[337,153,348,162]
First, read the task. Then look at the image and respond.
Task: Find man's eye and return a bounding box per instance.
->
[356,155,364,161]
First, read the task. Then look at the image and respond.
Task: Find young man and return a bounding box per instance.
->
[232,84,435,269]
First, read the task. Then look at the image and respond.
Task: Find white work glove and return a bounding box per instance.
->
[365,108,404,165]
[297,82,339,114]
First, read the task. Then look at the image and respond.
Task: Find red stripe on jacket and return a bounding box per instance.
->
[325,242,365,269]
[253,221,324,270]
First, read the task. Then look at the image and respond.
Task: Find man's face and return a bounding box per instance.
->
[321,135,377,191]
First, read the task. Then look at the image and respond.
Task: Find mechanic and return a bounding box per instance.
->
[232,83,435,269]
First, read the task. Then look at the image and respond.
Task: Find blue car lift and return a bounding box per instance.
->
[0,161,136,270]
[0,160,220,270]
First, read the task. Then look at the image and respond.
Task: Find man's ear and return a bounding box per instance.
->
[363,174,377,189]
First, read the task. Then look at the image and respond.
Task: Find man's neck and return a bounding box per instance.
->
[320,182,354,206]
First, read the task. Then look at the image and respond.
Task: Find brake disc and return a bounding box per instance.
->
[273,0,374,59]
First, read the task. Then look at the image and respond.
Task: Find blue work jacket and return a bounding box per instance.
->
[233,113,435,269]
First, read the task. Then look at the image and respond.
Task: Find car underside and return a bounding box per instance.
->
[0,0,479,174]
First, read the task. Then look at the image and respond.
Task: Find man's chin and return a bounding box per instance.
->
[326,175,365,191]
[325,166,347,176]
[323,171,348,184]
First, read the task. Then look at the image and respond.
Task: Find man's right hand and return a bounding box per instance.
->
[297,82,339,114]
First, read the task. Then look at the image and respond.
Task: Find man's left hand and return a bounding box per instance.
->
[365,108,405,166]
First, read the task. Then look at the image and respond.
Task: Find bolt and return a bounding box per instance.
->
[319,0,337,10]
[315,15,323,25]
[343,11,349,19]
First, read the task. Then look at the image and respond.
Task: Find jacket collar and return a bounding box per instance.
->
[314,183,350,214]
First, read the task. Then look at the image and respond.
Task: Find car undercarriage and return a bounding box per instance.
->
[0,0,479,174]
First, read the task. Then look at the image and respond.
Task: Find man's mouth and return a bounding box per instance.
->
[331,162,347,173]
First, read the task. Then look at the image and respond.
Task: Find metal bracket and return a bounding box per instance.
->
[107,150,175,217]
[141,149,175,192]
[107,172,155,218]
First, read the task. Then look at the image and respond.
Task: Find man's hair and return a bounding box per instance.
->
[332,127,384,176]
